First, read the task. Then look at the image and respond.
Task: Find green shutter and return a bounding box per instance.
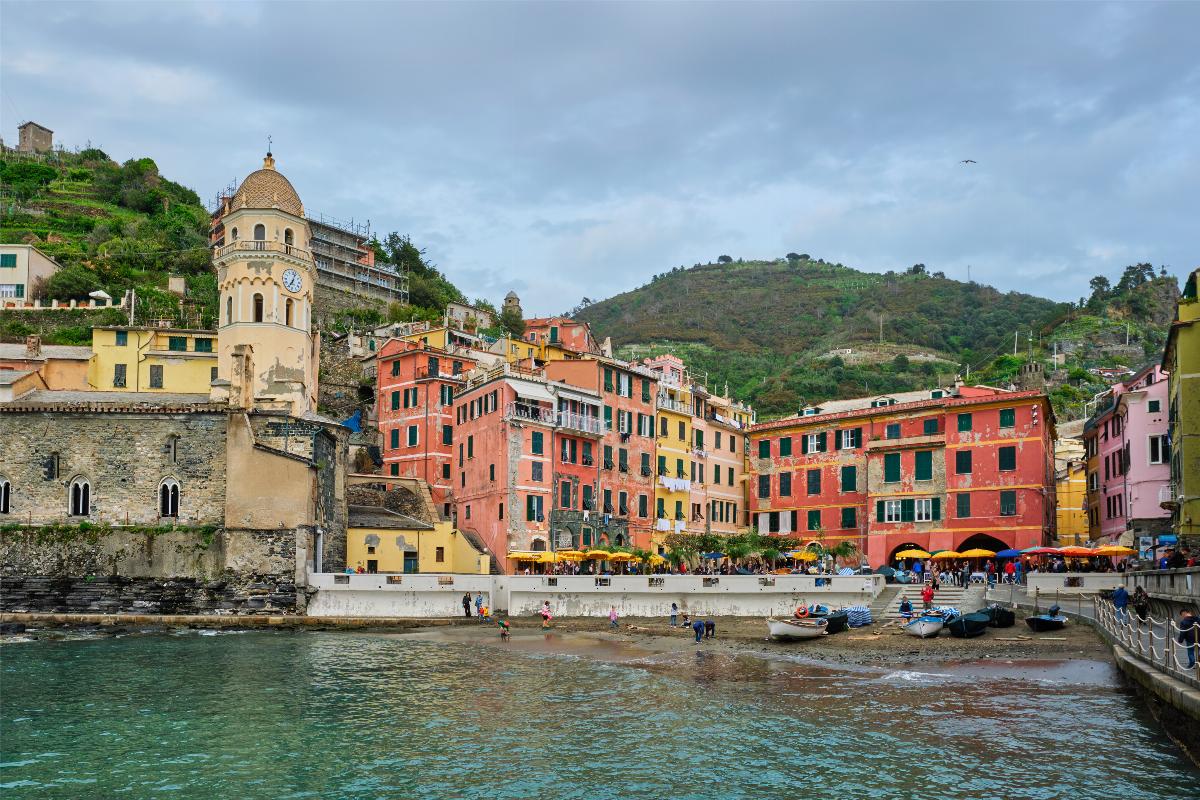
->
[604,405,613,431]
[884,453,901,483]
[808,510,821,530]
[958,413,972,432]
[759,439,770,459]
[876,500,885,522]
[841,465,856,492]
[658,455,666,474]
[957,493,970,518]
[853,428,862,448]
[841,507,856,529]
[779,436,791,457]
[915,450,932,481]
[932,497,941,521]
[641,379,650,402]
[900,499,914,522]
[999,446,1016,471]
[817,432,827,452]
[391,391,400,410]
[532,431,543,454]
[604,368,613,392]
[800,435,808,454]
[1000,408,1015,428]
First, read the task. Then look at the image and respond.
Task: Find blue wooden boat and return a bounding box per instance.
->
[1025,604,1067,632]
[903,614,944,638]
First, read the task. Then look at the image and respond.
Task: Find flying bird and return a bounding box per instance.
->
[961,159,977,164]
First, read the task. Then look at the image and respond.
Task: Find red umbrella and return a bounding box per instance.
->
[1058,546,1097,557]
[1023,547,1060,555]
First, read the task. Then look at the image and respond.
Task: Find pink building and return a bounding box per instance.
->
[1083,365,1171,545]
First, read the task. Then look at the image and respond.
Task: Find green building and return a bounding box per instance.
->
[1164,268,1200,542]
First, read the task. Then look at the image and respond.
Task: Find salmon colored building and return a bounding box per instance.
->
[749,384,1055,568]
[377,339,474,518]
[523,317,600,356]
[544,357,659,550]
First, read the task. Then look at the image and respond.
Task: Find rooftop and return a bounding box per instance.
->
[0,370,35,385]
[348,504,434,531]
[0,343,93,361]
[231,154,303,217]
[0,390,220,413]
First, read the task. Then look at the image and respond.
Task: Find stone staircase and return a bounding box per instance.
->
[877,581,986,620]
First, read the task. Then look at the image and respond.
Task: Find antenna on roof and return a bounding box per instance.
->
[267,134,272,156]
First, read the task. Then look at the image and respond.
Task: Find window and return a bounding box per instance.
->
[604,367,613,392]
[914,498,934,522]
[922,418,938,435]
[803,432,826,453]
[638,494,649,518]
[285,299,294,326]
[253,293,264,322]
[956,492,971,518]
[658,455,667,475]
[840,429,857,449]
[619,491,629,515]
[0,253,15,267]
[211,367,218,382]
[69,477,90,516]
[0,478,10,514]
[435,546,445,563]
[442,464,450,480]
[1149,434,1169,464]
[840,465,856,493]
[914,450,932,481]
[391,391,400,411]
[582,485,594,510]
[678,421,686,441]
[467,435,475,459]
[390,429,400,448]
[169,336,187,352]
[758,475,770,499]
[1148,399,1161,413]
[115,330,128,346]
[807,510,821,531]
[149,365,163,388]
[526,495,544,521]
[560,481,572,509]
[758,440,770,459]
[253,223,266,241]
[713,465,721,485]
[779,472,792,497]
[659,416,667,437]
[498,502,504,520]
[1000,490,1017,516]
[641,452,650,475]
[1088,471,1098,491]
[807,468,821,495]
[884,453,901,483]
[714,431,722,450]
[442,425,452,446]
[998,446,1016,471]
[531,431,543,455]
[112,363,127,388]
[779,436,792,457]
[230,227,238,241]
[390,464,399,476]
[532,462,543,482]
[999,408,1015,428]
[956,450,972,474]
[194,338,213,353]
[159,478,180,518]
[489,464,495,481]
[958,413,972,432]
[406,425,418,446]
[880,499,903,523]
[885,423,901,440]
[465,505,471,520]
[642,379,651,402]
[840,507,856,529]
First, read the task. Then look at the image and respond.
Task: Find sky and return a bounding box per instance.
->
[2,1,1196,315]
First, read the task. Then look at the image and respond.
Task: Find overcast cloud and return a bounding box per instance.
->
[2,1,1196,314]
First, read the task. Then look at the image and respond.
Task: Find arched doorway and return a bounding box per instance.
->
[955,533,1011,553]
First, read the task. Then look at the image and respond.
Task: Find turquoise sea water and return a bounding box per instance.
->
[1,629,1196,799]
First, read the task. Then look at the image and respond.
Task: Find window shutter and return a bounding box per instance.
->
[800,435,809,455]
[604,368,613,392]
[758,440,770,459]
[604,405,613,430]
[817,432,827,452]
[901,499,914,522]
[932,498,941,520]
[876,500,885,522]
[853,428,862,448]
[833,431,842,450]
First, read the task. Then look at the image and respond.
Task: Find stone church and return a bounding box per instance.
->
[0,154,349,614]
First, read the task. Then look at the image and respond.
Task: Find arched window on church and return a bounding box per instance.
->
[69,477,90,517]
[159,478,180,518]
[253,223,266,241]
[285,298,294,327]
[253,293,264,323]
[230,227,238,242]
[0,477,10,514]
[284,228,294,254]
[226,296,233,325]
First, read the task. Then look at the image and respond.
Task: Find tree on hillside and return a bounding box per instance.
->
[1087,275,1111,311]
[717,255,733,264]
[786,252,802,262]
[499,306,526,337]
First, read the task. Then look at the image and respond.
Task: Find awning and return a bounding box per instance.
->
[505,379,554,404]
[550,384,600,407]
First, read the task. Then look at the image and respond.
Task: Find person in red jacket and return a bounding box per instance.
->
[921,582,935,611]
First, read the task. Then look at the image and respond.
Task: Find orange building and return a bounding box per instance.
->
[377,339,475,518]
[522,317,600,356]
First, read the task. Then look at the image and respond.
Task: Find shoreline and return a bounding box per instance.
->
[1,608,1109,668]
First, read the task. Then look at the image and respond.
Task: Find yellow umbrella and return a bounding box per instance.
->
[1095,545,1136,556]
[555,550,585,561]
[584,549,611,559]
[607,552,635,561]
[794,551,818,562]
[960,548,996,558]
[534,552,556,564]
[507,551,540,560]
[895,548,932,559]
[931,550,962,559]
[648,554,667,565]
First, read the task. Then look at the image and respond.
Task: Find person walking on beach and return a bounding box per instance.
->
[540,600,553,629]
[1178,610,1197,669]
[609,606,619,629]
[1111,585,1129,624]
[670,602,679,627]
[462,592,472,618]
[921,582,935,611]
[692,618,705,644]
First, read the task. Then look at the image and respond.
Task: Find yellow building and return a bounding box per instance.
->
[651,362,694,540]
[1164,267,1200,541]
[1056,461,1088,545]
[88,327,217,392]
[346,505,489,574]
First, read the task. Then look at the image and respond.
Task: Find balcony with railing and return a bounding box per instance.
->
[504,402,555,425]
[657,395,691,415]
[215,240,311,261]
[556,411,605,436]
[416,366,466,383]
[1159,484,1180,507]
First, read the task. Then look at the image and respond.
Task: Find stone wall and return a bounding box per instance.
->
[0,411,227,526]
[0,527,304,614]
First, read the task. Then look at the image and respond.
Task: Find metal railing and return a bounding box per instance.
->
[556,412,604,435]
[1159,484,1179,504]
[656,395,691,414]
[215,240,311,260]
[504,402,555,425]
[1094,598,1199,689]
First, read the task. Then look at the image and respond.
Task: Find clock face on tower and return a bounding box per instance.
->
[282,268,303,293]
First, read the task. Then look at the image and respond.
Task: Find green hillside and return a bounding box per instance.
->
[579,257,1177,421]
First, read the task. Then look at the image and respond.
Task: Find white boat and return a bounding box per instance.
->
[767,616,829,640]
[902,615,944,639]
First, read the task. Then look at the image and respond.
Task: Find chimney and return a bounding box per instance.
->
[24,334,41,358]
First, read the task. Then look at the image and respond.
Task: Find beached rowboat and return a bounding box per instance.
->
[947,612,990,638]
[766,617,829,640]
[902,614,944,638]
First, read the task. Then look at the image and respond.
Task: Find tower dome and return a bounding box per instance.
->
[232,153,304,217]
